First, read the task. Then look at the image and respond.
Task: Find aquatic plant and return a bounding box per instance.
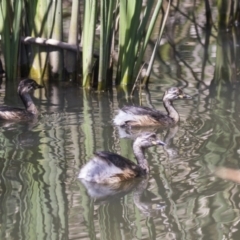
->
[0,0,22,81]
[82,0,97,88]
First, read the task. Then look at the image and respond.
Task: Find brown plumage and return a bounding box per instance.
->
[0,79,43,121]
[113,87,192,127]
[78,132,165,184]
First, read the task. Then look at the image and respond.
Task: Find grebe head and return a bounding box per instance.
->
[18,79,43,95]
[163,87,192,101]
[134,132,165,148]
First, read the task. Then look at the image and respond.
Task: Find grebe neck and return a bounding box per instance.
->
[163,97,179,123]
[133,143,149,173]
[19,93,38,115]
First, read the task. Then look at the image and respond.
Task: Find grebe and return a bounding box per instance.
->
[0,78,43,121]
[78,132,165,184]
[113,87,192,127]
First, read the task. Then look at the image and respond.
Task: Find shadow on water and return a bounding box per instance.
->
[2,9,240,240]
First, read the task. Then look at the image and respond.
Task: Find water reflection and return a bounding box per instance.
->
[1,79,240,239]
[214,167,240,183]
[79,178,143,203]
[163,125,179,159]
[77,176,167,238]
[2,9,240,240]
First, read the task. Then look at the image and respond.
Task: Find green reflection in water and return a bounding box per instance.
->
[2,4,240,240]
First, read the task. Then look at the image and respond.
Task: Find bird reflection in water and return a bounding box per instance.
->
[79,176,165,216]
[117,124,179,160]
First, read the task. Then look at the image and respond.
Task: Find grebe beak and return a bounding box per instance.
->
[179,93,192,99]
[152,140,165,146]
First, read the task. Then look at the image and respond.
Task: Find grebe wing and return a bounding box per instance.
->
[0,107,29,120]
[121,106,170,121]
[95,151,143,172]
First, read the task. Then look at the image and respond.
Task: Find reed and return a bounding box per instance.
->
[0,0,22,80]
[3,0,236,88]
[25,0,51,80]
[98,0,116,90]
[65,0,80,75]
[0,0,168,87]
[117,0,144,86]
[48,0,63,78]
[217,0,239,28]
[82,0,97,88]
[117,0,163,86]
[142,0,170,86]
[134,0,163,80]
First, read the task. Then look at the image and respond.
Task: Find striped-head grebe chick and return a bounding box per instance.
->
[113,87,192,127]
[0,78,43,121]
[78,132,165,184]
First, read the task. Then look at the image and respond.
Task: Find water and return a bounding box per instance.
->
[1,77,240,239]
[2,9,240,240]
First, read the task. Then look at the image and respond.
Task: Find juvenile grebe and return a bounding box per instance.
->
[78,132,165,184]
[113,87,192,127]
[0,79,43,121]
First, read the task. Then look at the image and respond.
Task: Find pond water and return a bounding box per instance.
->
[2,8,240,240]
[1,76,240,240]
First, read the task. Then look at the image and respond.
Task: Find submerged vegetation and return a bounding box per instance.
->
[0,0,240,90]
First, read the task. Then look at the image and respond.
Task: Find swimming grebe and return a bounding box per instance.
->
[0,79,43,121]
[78,132,165,184]
[113,87,192,127]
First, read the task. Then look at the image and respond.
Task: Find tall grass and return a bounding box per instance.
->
[3,0,237,88]
[65,0,80,75]
[48,0,63,78]
[98,0,116,90]
[0,0,22,81]
[82,0,97,88]
[116,0,164,86]
[0,0,170,88]
[142,0,171,86]
[25,0,51,79]
[217,0,239,28]
[117,0,144,86]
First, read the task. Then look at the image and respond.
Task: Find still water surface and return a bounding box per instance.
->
[2,12,240,240]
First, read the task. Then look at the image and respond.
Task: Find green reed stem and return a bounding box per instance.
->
[98,0,115,91]
[142,0,170,85]
[118,0,143,86]
[66,0,80,74]
[82,0,97,88]
[134,0,163,80]
[0,0,22,81]
[49,0,63,78]
[26,0,51,79]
